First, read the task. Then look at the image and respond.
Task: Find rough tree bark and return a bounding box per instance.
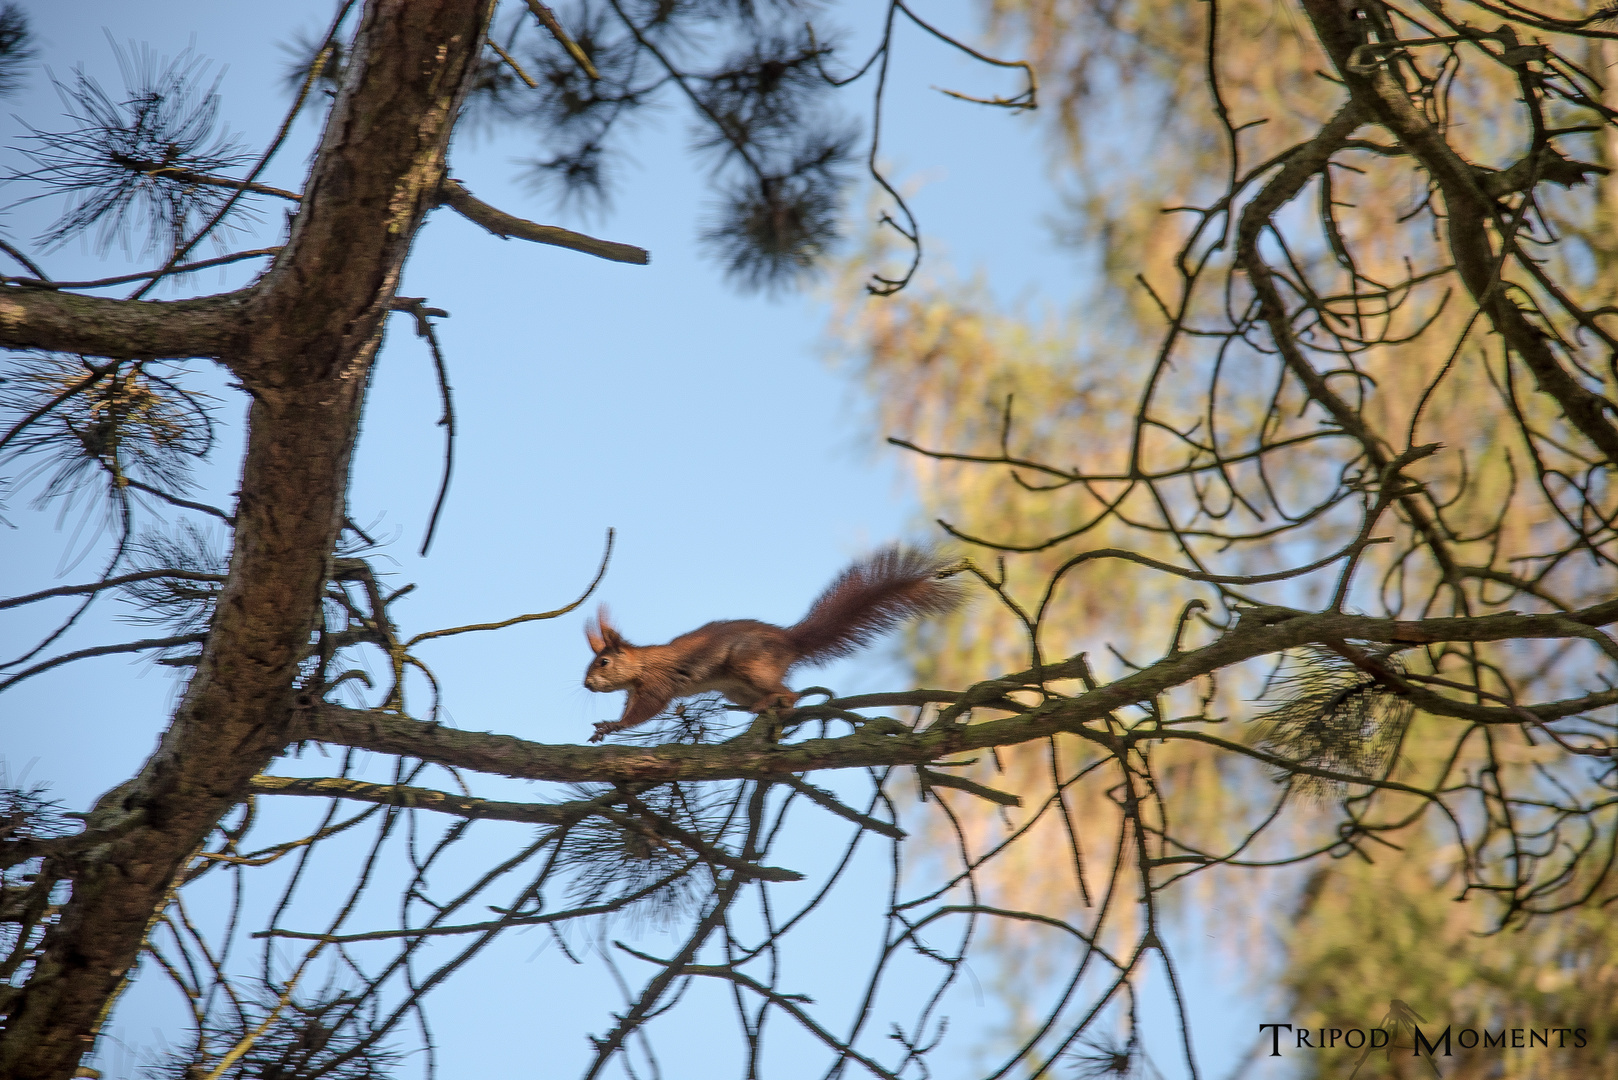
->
[0,2,495,1075]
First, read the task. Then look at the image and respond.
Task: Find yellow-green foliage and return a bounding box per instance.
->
[828,0,1618,1065]
[1286,828,1618,1079]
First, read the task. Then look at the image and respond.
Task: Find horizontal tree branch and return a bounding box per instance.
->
[109,157,303,201]
[247,774,603,825]
[2,570,226,611]
[254,862,701,943]
[3,249,282,292]
[0,809,149,871]
[297,601,1618,786]
[826,690,963,709]
[251,777,801,878]
[0,633,207,691]
[122,478,236,523]
[0,287,247,360]
[438,178,650,264]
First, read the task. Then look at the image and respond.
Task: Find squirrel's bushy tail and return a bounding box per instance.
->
[787,546,964,666]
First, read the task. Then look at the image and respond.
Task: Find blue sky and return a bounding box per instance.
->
[0,2,1285,1076]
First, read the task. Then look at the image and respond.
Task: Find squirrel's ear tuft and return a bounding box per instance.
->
[585,607,606,654]
[595,605,618,647]
[594,605,625,650]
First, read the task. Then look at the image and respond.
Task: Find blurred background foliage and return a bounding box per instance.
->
[828,0,1618,1072]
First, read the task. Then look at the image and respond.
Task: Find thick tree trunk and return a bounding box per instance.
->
[0,3,493,1076]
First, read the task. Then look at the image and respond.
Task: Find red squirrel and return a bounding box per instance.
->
[583,546,963,742]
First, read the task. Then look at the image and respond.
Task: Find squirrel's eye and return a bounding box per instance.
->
[596,657,608,666]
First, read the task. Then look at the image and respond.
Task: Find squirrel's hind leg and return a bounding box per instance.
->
[726,656,799,713]
[747,689,800,713]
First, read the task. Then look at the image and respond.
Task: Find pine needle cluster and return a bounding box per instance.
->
[1253,645,1413,794]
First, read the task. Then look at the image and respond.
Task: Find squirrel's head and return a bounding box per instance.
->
[583,606,633,691]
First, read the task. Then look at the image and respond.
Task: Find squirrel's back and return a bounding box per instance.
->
[786,546,963,666]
